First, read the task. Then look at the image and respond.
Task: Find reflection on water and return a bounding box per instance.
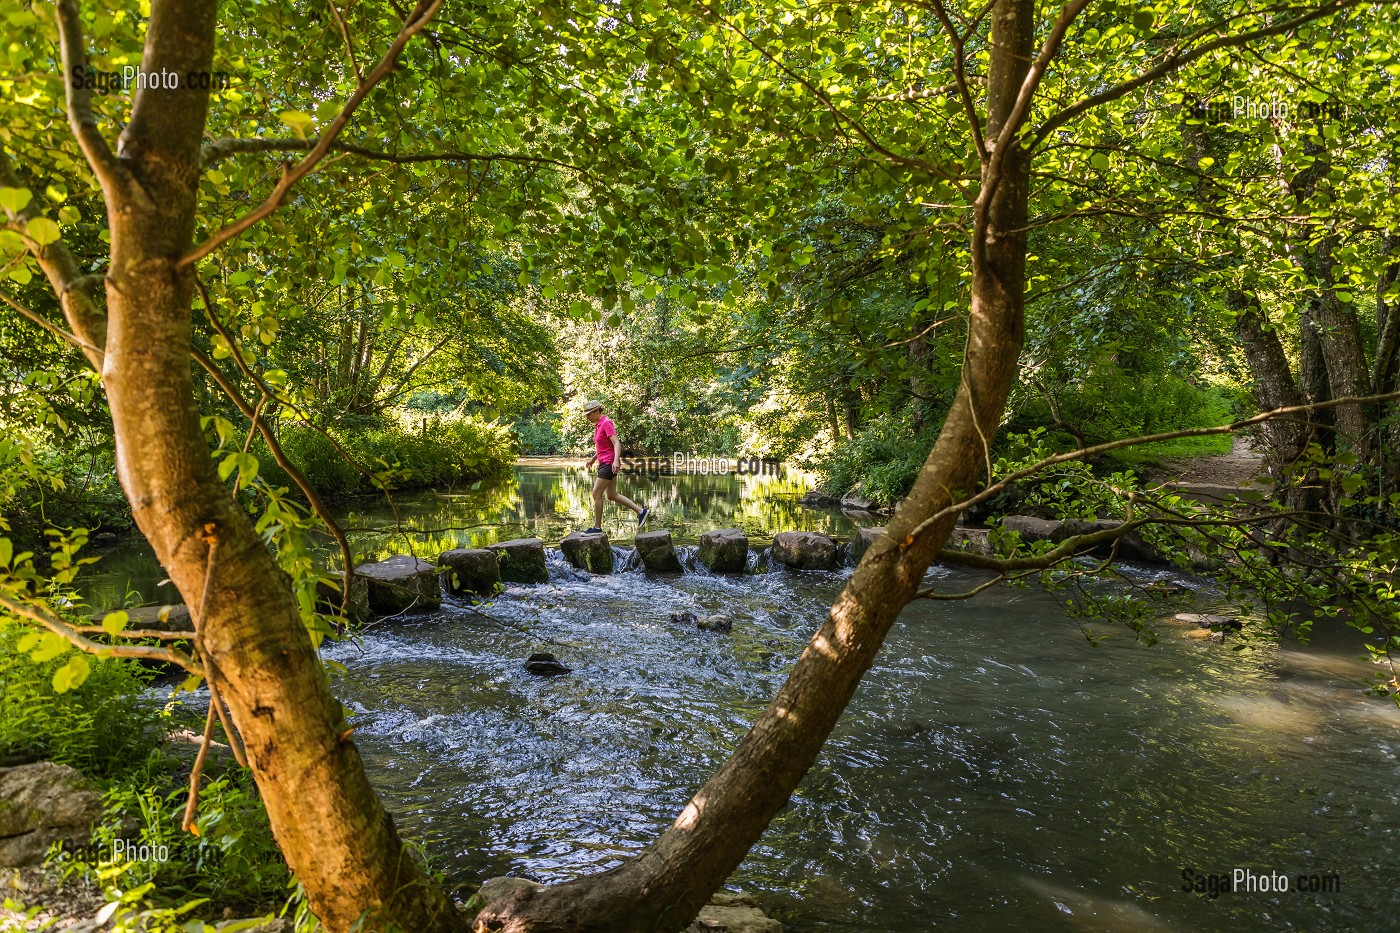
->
[326,566,1400,933]
[78,461,873,605]
[341,462,872,562]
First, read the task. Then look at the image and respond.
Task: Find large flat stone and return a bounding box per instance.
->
[0,762,103,867]
[635,529,683,573]
[1000,515,1064,543]
[488,538,549,584]
[699,529,749,573]
[355,556,442,615]
[945,526,995,557]
[440,548,501,596]
[560,531,614,574]
[772,531,839,570]
[89,604,193,633]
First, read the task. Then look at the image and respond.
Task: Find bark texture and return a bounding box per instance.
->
[52,2,459,930]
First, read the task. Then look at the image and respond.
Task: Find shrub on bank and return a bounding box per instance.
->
[258,415,516,498]
[815,411,940,506]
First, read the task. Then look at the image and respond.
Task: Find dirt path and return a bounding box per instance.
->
[1149,436,1267,489]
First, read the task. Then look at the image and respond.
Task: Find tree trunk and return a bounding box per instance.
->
[470,1,1036,929]
[1232,293,1305,471]
[1286,139,1372,459]
[58,2,460,930]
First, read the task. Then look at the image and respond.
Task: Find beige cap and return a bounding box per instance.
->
[582,400,603,413]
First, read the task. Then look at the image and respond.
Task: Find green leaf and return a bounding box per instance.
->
[31,631,70,663]
[219,453,241,481]
[0,186,32,214]
[0,537,10,568]
[52,654,90,693]
[26,217,61,247]
[16,631,39,653]
[100,610,129,636]
[279,110,316,141]
[1090,153,1109,171]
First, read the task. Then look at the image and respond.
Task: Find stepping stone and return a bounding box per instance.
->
[945,526,994,556]
[560,531,614,574]
[1001,515,1065,543]
[488,538,549,584]
[89,604,194,633]
[355,555,442,615]
[315,574,371,623]
[772,531,839,570]
[699,528,749,573]
[439,548,501,596]
[635,529,683,572]
[847,526,886,564]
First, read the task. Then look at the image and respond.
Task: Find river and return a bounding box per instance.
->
[83,462,1400,931]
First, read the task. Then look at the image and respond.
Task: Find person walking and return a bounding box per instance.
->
[582,400,649,533]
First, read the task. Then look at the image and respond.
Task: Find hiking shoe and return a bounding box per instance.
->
[638,507,650,528]
[584,527,602,534]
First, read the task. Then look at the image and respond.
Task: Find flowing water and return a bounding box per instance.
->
[83,463,1400,931]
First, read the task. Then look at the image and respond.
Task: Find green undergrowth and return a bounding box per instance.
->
[257,415,516,499]
[0,620,302,924]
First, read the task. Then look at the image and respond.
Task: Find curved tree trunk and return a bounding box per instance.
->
[53,2,459,930]
[471,1,1036,930]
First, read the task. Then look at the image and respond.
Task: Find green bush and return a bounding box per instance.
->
[0,619,160,776]
[258,416,516,499]
[514,411,564,455]
[816,411,939,506]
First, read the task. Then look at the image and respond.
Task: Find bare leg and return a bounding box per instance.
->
[591,477,606,528]
[606,481,643,515]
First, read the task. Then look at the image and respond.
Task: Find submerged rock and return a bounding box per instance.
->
[356,556,442,615]
[524,652,571,676]
[699,528,749,573]
[636,529,684,573]
[799,490,841,508]
[697,614,734,634]
[440,548,502,597]
[690,891,783,932]
[1173,612,1242,631]
[0,762,103,867]
[560,531,614,574]
[772,531,839,570]
[488,538,549,584]
[670,611,699,626]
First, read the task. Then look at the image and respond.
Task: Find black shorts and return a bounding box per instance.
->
[598,462,617,480]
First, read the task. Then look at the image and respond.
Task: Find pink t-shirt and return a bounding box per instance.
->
[594,416,617,464]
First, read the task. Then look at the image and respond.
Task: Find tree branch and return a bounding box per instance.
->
[0,594,203,677]
[1027,0,1364,152]
[179,0,446,267]
[53,0,124,197]
[0,150,107,368]
[198,136,597,180]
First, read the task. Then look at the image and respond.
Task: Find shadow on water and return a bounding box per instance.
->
[75,462,1400,931]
